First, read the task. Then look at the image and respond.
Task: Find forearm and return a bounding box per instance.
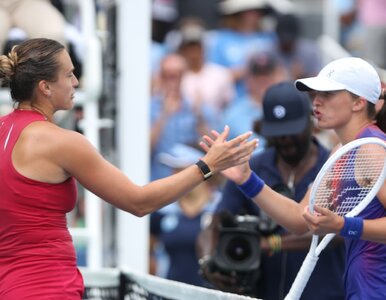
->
[253,185,309,235]
[280,232,314,251]
[361,218,386,244]
[132,164,205,216]
[197,214,221,257]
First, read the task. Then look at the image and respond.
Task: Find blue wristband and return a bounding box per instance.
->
[340,216,363,239]
[237,171,265,199]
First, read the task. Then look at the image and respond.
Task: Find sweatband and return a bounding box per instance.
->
[339,216,364,239]
[237,171,265,199]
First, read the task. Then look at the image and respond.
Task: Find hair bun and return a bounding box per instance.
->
[0,48,18,83]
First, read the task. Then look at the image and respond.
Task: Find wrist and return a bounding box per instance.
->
[237,171,265,199]
[196,159,213,181]
[198,255,211,267]
[236,169,253,185]
[267,234,282,256]
[198,255,213,278]
[339,216,363,239]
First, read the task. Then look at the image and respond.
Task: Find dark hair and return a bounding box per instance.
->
[276,13,300,40]
[350,90,386,133]
[374,89,386,133]
[0,38,65,103]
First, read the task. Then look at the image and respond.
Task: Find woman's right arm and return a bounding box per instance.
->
[56,126,257,217]
[201,133,310,235]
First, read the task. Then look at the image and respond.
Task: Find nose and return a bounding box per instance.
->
[312,93,322,107]
[73,76,79,88]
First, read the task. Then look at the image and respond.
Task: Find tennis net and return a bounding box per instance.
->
[80,267,261,300]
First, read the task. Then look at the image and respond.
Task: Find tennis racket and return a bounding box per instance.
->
[284,137,386,300]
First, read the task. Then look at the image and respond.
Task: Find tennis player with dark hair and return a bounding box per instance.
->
[198,81,345,300]
[201,57,386,299]
[0,38,257,299]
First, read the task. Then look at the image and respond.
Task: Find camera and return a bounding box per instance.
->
[214,214,261,272]
[210,213,262,295]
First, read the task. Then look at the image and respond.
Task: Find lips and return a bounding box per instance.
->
[313,109,321,119]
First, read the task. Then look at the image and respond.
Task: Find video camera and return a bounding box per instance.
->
[203,184,293,295]
[209,213,262,295]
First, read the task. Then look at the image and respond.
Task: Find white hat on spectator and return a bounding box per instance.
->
[152,0,177,22]
[295,57,382,104]
[158,144,204,169]
[218,0,293,15]
[218,0,268,15]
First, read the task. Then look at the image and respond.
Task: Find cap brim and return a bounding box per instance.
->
[295,76,346,92]
[261,117,308,137]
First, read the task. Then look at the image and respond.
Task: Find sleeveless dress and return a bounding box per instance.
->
[343,125,386,300]
[0,110,83,299]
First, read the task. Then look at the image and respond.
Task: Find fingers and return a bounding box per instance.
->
[199,141,210,153]
[302,205,314,223]
[313,205,329,216]
[302,205,322,225]
[216,125,229,142]
[201,135,215,147]
[211,130,220,137]
[201,127,257,150]
[227,131,253,147]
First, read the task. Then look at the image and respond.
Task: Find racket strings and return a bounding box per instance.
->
[314,144,385,216]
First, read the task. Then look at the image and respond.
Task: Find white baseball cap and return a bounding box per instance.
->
[295,57,381,104]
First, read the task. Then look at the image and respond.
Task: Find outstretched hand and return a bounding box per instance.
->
[302,205,344,235]
[199,126,257,184]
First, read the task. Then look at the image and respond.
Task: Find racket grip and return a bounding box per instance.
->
[284,253,319,300]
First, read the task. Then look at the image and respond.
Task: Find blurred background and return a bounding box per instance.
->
[0,0,385,279]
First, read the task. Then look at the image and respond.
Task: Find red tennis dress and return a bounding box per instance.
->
[0,110,83,299]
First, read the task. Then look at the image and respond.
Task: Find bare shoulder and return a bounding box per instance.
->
[22,121,92,149]
[21,121,99,167]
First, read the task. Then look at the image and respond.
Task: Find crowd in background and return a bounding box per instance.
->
[0,0,385,299]
[148,0,386,299]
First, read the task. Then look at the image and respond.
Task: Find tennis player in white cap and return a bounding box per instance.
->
[202,57,386,299]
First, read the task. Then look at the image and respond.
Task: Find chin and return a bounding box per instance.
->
[316,120,330,130]
[66,99,75,109]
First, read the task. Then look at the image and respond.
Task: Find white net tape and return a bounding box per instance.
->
[80,267,261,300]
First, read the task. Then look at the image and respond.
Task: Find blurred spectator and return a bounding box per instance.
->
[50,0,85,79]
[1,0,84,79]
[151,0,177,75]
[198,81,345,300]
[150,143,222,287]
[206,0,277,98]
[176,18,235,115]
[334,0,365,57]
[273,13,323,80]
[357,0,386,69]
[176,0,219,29]
[0,0,66,54]
[150,53,221,180]
[223,52,287,151]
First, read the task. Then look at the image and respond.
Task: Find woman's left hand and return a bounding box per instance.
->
[302,205,345,235]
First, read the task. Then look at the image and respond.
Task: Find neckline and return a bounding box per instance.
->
[15,108,49,121]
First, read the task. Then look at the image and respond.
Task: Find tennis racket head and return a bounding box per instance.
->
[309,137,386,217]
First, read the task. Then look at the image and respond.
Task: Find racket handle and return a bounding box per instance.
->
[284,253,319,300]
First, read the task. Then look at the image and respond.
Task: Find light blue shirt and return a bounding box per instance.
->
[150,95,222,180]
[223,96,265,153]
[206,29,277,98]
